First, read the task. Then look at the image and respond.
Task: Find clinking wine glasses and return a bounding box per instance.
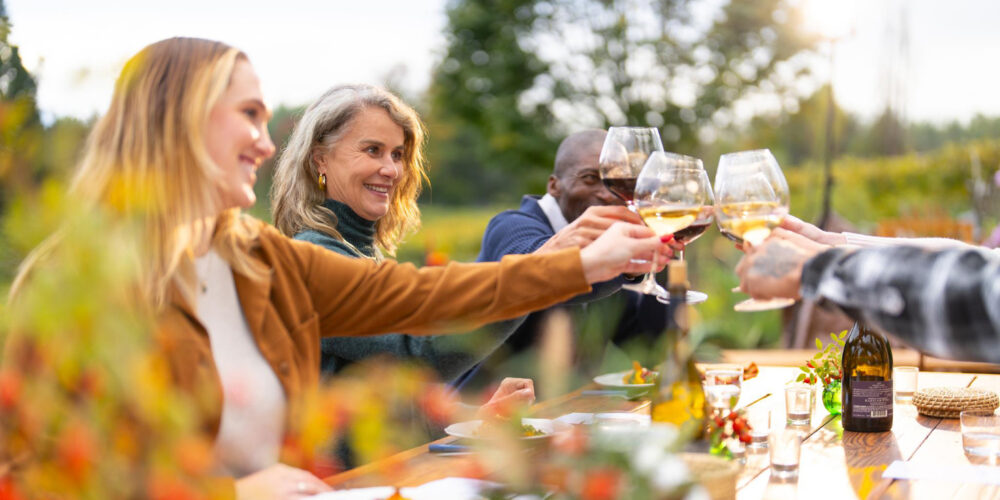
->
[714,149,795,312]
[633,153,712,301]
[598,126,665,295]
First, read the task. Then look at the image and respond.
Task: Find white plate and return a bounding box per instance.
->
[655,290,709,305]
[443,418,570,441]
[593,370,658,389]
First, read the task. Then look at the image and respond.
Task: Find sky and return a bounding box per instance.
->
[8,0,1000,125]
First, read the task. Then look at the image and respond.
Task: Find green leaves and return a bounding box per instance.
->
[800,331,844,387]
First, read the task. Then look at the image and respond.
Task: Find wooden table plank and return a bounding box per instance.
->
[879,373,1000,500]
[737,371,975,500]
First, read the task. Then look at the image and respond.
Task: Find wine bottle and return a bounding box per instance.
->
[650,260,705,439]
[841,322,894,432]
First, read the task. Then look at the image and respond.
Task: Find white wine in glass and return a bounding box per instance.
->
[714,149,794,312]
[599,127,665,295]
[634,156,710,299]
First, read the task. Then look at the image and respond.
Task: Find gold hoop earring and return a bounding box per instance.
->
[318,173,327,192]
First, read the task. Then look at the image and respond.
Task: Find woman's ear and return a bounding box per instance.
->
[312,148,327,174]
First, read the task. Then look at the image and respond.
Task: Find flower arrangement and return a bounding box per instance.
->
[797,332,846,387]
[706,409,752,459]
[798,331,848,415]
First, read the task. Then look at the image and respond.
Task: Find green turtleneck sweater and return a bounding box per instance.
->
[293,198,523,382]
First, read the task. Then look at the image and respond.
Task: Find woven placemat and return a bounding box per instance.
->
[912,387,999,418]
[681,453,738,500]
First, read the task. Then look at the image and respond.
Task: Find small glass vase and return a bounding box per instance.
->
[822,379,842,415]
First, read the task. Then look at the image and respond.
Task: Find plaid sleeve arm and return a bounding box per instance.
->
[800,245,1000,363]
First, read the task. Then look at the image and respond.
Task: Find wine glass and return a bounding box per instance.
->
[598,126,665,294]
[714,149,795,312]
[632,155,709,297]
[643,155,714,305]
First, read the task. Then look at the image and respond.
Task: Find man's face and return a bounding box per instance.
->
[547,142,621,223]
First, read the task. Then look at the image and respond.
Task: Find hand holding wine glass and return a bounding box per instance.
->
[714,149,795,311]
[598,126,665,294]
[632,153,711,298]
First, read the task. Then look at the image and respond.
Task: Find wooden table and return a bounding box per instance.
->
[324,367,1000,499]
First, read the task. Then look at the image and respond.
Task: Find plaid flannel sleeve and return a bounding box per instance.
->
[800,245,1000,363]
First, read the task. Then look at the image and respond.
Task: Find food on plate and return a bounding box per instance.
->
[476,417,545,438]
[622,360,657,385]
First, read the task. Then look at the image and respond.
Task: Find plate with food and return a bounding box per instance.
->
[593,361,659,389]
[443,417,570,441]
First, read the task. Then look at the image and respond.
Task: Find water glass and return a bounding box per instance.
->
[703,366,743,412]
[960,410,1000,465]
[893,366,918,402]
[784,384,814,426]
[769,428,803,479]
[746,406,772,450]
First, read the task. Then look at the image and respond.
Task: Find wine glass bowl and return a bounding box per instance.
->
[631,154,709,297]
[714,149,794,311]
[598,127,665,208]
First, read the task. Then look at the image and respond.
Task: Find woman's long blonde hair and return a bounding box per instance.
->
[270,84,428,259]
[11,37,264,310]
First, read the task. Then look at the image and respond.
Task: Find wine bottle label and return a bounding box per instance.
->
[850,380,894,419]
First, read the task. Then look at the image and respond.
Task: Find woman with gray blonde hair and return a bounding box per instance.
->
[271,84,426,260]
[270,84,533,404]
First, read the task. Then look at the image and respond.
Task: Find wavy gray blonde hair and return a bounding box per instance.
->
[270,84,428,259]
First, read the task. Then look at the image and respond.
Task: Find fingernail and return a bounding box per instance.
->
[661,234,674,243]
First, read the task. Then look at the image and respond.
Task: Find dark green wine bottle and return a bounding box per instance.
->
[841,322,893,432]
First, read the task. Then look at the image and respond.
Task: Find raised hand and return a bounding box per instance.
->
[535,206,642,254]
[735,228,830,300]
[477,377,535,419]
[579,221,671,284]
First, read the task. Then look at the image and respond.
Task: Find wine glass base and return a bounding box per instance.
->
[621,281,667,296]
[733,297,795,312]
[655,290,709,305]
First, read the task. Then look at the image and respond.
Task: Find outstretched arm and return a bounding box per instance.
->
[737,231,1000,363]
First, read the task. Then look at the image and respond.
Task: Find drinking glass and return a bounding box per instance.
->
[633,157,710,298]
[746,406,772,450]
[598,127,664,295]
[714,149,795,312]
[893,366,918,402]
[784,383,814,426]
[769,428,804,480]
[960,410,1000,465]
[702,365,743,413]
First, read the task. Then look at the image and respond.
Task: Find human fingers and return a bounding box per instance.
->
[289,469,332,496]
[582,205,642,223]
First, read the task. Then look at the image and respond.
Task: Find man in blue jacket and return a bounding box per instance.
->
[460,130,670,390]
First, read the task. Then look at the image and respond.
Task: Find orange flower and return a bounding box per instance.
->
[425,251,449,267]
[56,421,96,483]
[174,436,214,477]
[0,370,21,409]
[552,426,588,456]
[581,468,622,500]
[0,476,24,500]
[417,385,457,425]
[147,473,202,500]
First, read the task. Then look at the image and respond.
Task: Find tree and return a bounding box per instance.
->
[425,0,558,205]
[0,0,42,211]
[425,0,821,204]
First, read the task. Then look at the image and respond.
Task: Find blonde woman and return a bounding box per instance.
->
[7,38,666,498]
